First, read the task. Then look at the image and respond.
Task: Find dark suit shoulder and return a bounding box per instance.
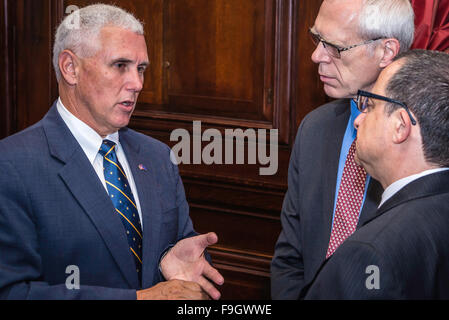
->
[350,192,449,247]
[300,99,349,128]
[0,120,47,161]
[121,127,169,149]
[293,99,350,147]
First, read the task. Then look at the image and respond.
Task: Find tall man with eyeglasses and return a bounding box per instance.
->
[271,0,415,299]
[304,49,449,299]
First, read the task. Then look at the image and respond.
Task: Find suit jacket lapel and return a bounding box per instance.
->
[43,104,140,288]
[319,99,351,258]
[119,129,164,288]
[357,178,383,226]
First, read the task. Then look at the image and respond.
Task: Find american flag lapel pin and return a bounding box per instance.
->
[138,164,148,171]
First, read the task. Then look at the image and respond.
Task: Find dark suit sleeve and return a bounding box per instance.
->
[304,240,402,299]
[0,160,136,300]
[172,158,196,241]
[270,122,305,299]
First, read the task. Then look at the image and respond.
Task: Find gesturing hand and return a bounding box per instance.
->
[160,232,224,300]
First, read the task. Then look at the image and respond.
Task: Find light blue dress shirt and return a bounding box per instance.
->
[331,100,371,224]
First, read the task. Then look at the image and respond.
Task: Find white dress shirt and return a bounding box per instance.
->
[379,167,449,208]
[56,97,143,228]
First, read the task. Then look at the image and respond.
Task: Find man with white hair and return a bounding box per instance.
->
[271,0,415,299]
[0,4,223,300]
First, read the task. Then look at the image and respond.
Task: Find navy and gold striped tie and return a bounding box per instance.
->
[99,140,143,284]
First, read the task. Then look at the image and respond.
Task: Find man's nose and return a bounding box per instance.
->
[127,69,144,93]
[311,41,332,64]
[354,112,365,130]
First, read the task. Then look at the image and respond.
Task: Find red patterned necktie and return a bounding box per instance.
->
[326,139,367,258]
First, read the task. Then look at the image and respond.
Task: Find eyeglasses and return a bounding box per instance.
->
[309,28,381,59]
[356,90,417,125]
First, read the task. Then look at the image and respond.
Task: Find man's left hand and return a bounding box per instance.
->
[160,232,224,300]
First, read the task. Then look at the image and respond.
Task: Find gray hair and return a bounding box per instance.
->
[53,4,144,81]
[386,50,449,167]
[358,0,415,54]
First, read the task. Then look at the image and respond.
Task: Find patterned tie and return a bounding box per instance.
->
[326,139,367,258]
[99,140,143,283]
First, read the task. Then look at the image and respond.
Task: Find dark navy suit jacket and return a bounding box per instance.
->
[271,99,383,299]
[303,171,449,299]
[0,102,197,299]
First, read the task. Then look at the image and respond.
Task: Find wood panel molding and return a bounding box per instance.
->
[207,247,272,300]
[0,0,16,138]
[273,0,294,145]
[130,0,296,145]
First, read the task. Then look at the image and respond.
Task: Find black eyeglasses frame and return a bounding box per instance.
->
[356,89,417,126]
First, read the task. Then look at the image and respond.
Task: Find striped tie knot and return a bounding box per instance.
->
[99,139,116,157]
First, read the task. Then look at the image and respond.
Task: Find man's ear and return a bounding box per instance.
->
[392,108,413,144]
[58,50,79,85]
[379,38,400,68]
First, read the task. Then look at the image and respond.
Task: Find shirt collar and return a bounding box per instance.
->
[349,99,362,138]
[56,97,120,164]
[350,99,361,124]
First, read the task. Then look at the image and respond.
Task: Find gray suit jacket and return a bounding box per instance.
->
[304,171,449,299]
[0,102,197,299]
[271,99,383,299]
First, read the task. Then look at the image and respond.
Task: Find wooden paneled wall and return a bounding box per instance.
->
[0,0,327,299]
